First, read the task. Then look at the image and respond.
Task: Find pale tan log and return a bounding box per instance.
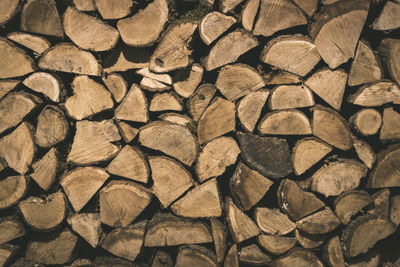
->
[369,144,400,188]
[270,248,324,267]
[117,0,167,46]
[173,64,203,98]
[378,38,400,86]
[39,43,101,76]
[224,245,239,267]
[348,81,400,106]
[102,73,127,103]
[150,93,183,112]
[261,35,320,77]
[141,77,171,92]
[350,108,382,136]
[204,30,258,71]
[103,45,151,73]
[323,236,345,267]
[159,113,192,126]
[237,89,269,132]
[196,137,240,182]
[380,107,400,141]
[372,1,400,30]
[149,156,194,208]
[95,0,132,19]
[67,120,121,165]
[137,68,172,85]
[199,12,236,45]
[293,0,318,16]
[140,121,198,166]
[258,235,296,255]
[100,180,152,228]
[295,229,325,249]
[0,80,19,100]
[241,0,259,31]
[23,72,61,102]
[35,105,68,148]
[220,0,244,13]
[144,213,212,246]
[0,122,35,174]
[30,148,57,191]
[61,167,109,212]
[188,83,216,121]
[176,245,217,267]
[269,85,314,110]
[115,83,148,123]
[0,176,27,209]
[296,208,340,235]
[254,207,296,235]
[0,217,25,244]
[352,137,376,169]
[253,0,307,37]
[239,244,271,266]
[68,213,101,248]
[216,64,265,101]
[73,0,95,11]
[0,0,19,26]
[198,97,235,144]
[149,22,197,73]
[116,121,138,143]
[210,218,227,263]
[0,244,18,267]
[264,70,302,85]
[259,109,312,135]
[8,32,50,55]
[0,38,35,79]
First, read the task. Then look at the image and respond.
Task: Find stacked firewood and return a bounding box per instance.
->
[1,0,400,266]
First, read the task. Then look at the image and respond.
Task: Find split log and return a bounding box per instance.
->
[152,251,173,267]
[378,38,400,86]
[117,0,167,47]
[258,109,312,135]
[230,162,273,210]
[115,84,149,123]
[141,77,171,92]
[199,12,236,45]
[215,64,265,101]
[64,7,119,51]
[224,245,238,267]
[239,244,271,266]
[305,69,347,110]
[148,156,194,208]
[270,248,324,267]
[295,230,325,249]
[293,137,332,175]
[103,45,151,72]
[149,22,197,73]
[171,178,222,218]
[175,245,217,267]
[372,1,400,31]
[0,80,19,100]
[220,0,244,13]
[196,137,240,182]
[0,92,40,134]
[20,0,63,37]
[38,43,101,76]
[380,107,400,141]
[334,190,373,224]
[278,179,325,221]
[159,113,192,126]
[0,38,35,79]
[368,189,390,219]
[341,215,396,258]
[352,137,376,169]
[323,236,345,267]
[0,0,20,26]
[0,122,35,174]
[241,0,259,31]
[296,207,340,235]
[107,146,149,183]
[23,72,61,102]
[7,32,50,55]
[0,217,25,244]
[139,121,198,166]
[197,97,235,144]
[73,0,95,11]
[25,229,78,265]
[350,108,382,136]
[18,191,66,230]
[254,207,296,235]
[257,235,296,255]
[253,0,307,37]
[100,180,152,228]
[144,213,212,246]
[225,197,261,243]
[188,83,216,121]
[264,70,302,85]
[61,167,109,212]
[0,176,27,209]
[269,85,314,110]
[237,89,269,132]
[67,213,101,248]
[237,132,293,179]
[137,68,172,85]
[210,218,227,263]
[293,0,318,16]
[311,158,368,197]
[67,120,121,165]
[348,40,382,86]
[313,105,353,150]
[35,105,68,148]
[102,73,127,103]
[150,93,183,112]
[95,0,132,19]
[348,81,400,106]
[260,35,320,77]
[173,64,203,98]
[309,0,369,69]
[0,244,18,267]
[116,121,138,143]
[368,144,400,188]
[390,195,400,225]
[100,221,146,261]
[204,29,259,71]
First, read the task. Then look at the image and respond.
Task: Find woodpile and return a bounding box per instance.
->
[1,0,400,266]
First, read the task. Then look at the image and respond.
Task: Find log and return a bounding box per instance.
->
[390,195,400,225]
[199,12,236,45]
[67,120,121,165]
[38,43,101,76]
[159,113,192,126]
[116,121,138,143]
[141,77,171,92]
[196,137,240,182]
[106,145,149,183]
[148,156,194,208]
[149,22,197,73]
[264,70,302,85]
[380,107,400,141]
[352,137,376,169]
[293,0,318,16]
[23,72,61,102]
[137,68,172,85]
[61,167,109,212]
[102,73,127,103]
[35,105,68,148]
[149,93,183,112]
[152,251,173,267]
[237,89,269,132]
[334,190,373,224]
[270,248,324,267]
[210,218,227,263]
[241,0,259,32]
[144,213,212,246]
[220,0,244,13]
[254,207,296,235]
[188,83,216,121]
[0,0,20,26]
[204,29,259,71]
[103,45,151,72]
[296,207,340,235]
[309,0,369,69]
[224,245,238,267]
[269,85,314,110]
[368,189,390,219]
[372,1,400,31]
[257,235,296,255]
[115,83,149,123]
[239,244,271,266]
[100,180,152,228]
[378,38,400,86]
[350,108,382,136]
[348,81,400,106]
[368,144,400,188]
[278,179,325,221]
[215,64,265,101]
[117,0,167,47]
[173,64,203,98]
[175,245,217,267]
[197,97,235,144]
[0,176,27,210]
[347,250,380,267]
[7,32,50,55]
[18,191,66,231]
[0,38,35,79]
[0,80,19,100]
[67,213,101,248]
[63,7,119,51]
[230,162,273,210]
[139,121,198,166]
[295,230,325,249]
[237,132,293,179]
[20,0,63,38]
[0,217,25,244]
[0,244,18,267]
[73,0,95,11]
[258,109,312,135]
[95,0,132,20]
[323,236,345,267]
[260,35,320,77]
